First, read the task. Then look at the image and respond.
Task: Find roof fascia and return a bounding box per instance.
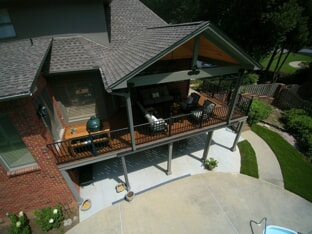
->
[203,23,262,70]
[107,22,211,92]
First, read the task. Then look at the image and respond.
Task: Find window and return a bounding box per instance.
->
[0,9,16,39]
[54,81,97,123]
[0,113,37,171]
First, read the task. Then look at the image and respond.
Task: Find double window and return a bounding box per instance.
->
[0,9,16,39]
[0,113,37,172]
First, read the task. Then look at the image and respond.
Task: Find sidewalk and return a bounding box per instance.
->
[241,130,284,187]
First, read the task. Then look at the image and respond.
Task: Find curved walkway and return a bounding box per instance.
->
[241,130,284,187]
[67,173,312,234]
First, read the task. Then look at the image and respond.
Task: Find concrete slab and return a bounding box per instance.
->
[67,173,312,234]
[78,128,241,221]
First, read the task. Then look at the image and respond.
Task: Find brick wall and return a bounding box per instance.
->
[0,76,76,217]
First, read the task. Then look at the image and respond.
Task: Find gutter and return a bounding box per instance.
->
[0,91,33,102]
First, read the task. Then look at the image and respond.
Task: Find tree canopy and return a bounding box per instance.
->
[142,0,311,63]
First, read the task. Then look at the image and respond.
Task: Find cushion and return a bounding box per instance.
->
[152,92,160,98]
[186,96,194,104]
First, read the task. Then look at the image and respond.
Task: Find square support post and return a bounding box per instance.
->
[201,131,214,162]
[121,156,131,191]
[231,121,245,151]
[167,142,173,175]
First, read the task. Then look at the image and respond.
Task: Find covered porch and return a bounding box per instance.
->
[47,90,250,165]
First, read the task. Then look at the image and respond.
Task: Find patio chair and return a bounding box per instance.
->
[180,92,200,112]
[137,101,167,133]
[190,100,215,122]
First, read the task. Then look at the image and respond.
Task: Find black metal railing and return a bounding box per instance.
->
[48,104,248,164]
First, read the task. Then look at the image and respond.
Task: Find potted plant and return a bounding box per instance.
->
[204,157,218,171]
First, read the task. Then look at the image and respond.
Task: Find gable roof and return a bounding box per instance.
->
[0,0,262,101]
[0,38,52,100]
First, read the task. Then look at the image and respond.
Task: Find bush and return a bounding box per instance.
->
[7,211,31,234]
[204,157,218,170]
[242,72,259,85]
[34,204,64,232]
[247,99,273,126]
[283,108,312,157]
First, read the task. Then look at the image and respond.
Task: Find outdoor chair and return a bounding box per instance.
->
[180,92,200,112]
[137,101,167,133]
[190,100,215,122]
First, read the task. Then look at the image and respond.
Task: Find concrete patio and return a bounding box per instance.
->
[66,127,312,234]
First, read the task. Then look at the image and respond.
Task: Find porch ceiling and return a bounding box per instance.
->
[117,65,244,89]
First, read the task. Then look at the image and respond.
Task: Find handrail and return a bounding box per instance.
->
[47,104,248,164]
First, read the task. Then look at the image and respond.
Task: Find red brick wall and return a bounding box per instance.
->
[0,77,76,216]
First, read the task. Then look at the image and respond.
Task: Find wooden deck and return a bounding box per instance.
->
[48,95,250,165]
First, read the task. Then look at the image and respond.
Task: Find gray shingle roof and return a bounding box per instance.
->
[47,36,99,74]
[100,22,209,89]
[0,38,52,100]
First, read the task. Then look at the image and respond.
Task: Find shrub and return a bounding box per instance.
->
[283,108,312,157]
[7,211,31,234]
[34,204,64,232]
[204,157,218,170]
[242,72,259,85]
[247,99,273,126]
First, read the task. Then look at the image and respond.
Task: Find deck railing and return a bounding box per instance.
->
[47,101,250,164]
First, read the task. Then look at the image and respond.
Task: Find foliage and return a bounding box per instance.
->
[260,52,312,74]
[282,108,312,157]
[252,124,312,202]
[241,73,259,85]
[142,0,311,63]
[247,99,273,126]
[34,205,64,232]
[204,157,218,170]
[7,211,31,234]
[238,140,259,178]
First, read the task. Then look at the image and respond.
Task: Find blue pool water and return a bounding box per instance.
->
[265,225,297,234]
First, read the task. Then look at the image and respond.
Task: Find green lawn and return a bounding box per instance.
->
[252,124,312,202]
[238,140,259,178]
[261,52,312,74]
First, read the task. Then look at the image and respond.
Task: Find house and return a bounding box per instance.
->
[0,0,261,216]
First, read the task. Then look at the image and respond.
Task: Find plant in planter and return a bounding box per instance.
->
[34,204,64,232]
[7,211,31,234]
[204,157,219,170]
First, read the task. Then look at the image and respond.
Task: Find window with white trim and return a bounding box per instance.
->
[0,113,37,171]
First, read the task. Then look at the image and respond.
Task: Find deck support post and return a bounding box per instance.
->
[167,142,173,175]
[201,131,214,162]
[121,156,131,191]
[231,121,245,152]
[60,170,83,204]
[125,94,136,151]
[226,69,244,124]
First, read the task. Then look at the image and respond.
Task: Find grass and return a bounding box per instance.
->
[252,124,312,202]
[238,140,259,178]
[260,52,312,74]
